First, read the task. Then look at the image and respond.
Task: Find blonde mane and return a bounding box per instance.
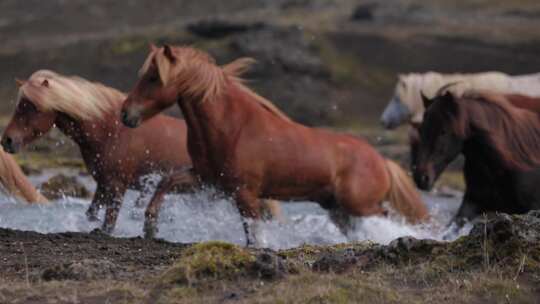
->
[140,46,291,122]
[19,70,125,121]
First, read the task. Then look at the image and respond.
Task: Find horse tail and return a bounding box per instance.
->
[0,150,48,204]
[384,159,429,223]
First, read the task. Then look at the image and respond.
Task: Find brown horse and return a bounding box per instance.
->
[0,70,198,234]
[1,70,281,236]
[413,90,540,228]
[121,45,428,246]
[0,148,47,203]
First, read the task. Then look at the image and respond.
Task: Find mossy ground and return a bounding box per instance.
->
[159,242,256,286]
[1,228,539,304]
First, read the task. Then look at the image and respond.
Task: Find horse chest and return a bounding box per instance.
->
[464,160,540,212]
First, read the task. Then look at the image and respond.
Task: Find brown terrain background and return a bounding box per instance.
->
[1,1,540,303]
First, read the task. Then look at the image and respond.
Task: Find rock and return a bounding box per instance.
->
[252,250,288,279]
[277,0,335,10]
[40,174,91,200]
[222,25,337,125]
[351,3,378,21]
[230,26,328,77]
[469,212,540,245]
[20,164,42,176]
[187,19,266,39]
[41,259,120,281]
[312,248,372,273]
[380,237,442,263]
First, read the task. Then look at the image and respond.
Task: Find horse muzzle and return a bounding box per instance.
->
[414,171,434,191]
[1,136,21,154]
[380,97,410,129]
[120,109,142,128]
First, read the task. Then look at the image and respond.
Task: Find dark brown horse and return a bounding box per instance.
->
[1,70,196,234]
[413,90,540,226]
[409,91,540,174]
[121,45,428,246]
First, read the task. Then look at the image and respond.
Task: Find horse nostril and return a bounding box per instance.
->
[2,136,14,153]
[421,174,429,185]
[121,110,128,122]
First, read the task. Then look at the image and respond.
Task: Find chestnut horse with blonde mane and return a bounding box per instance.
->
[0,148,47,203]
[121,45,429,246]
[414,90,540,228]
[1,70,281,236]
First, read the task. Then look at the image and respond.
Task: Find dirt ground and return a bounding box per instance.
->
[1,212,540,303]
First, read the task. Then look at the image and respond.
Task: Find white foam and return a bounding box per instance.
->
[0,172,471,250]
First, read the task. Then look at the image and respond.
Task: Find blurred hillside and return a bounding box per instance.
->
[1,0,540,127]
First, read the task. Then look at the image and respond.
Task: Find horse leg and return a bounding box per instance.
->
[86,183,107,221]
[443,194,480,240]
[452,196,480,227]
[261,199,285,223]
[102,182,128,234]
[133,194,147,208]
[234,188,263,247]
[328,208,355,238]
[144,167,199,239]
[133,176,156,208]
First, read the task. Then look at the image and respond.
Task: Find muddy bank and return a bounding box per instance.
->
[0,212,539,303]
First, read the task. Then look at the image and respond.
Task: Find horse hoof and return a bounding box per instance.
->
[86,212,99,222]
[101,224,114,235]
[143,222,158,239]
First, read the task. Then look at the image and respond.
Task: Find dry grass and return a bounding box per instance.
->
[1,234,539,304]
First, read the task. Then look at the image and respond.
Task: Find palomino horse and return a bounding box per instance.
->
[413,90,540,227]
[381,71,540,129]
[0,148,47,203]
[121,45,429,246]
[1,71,281,236]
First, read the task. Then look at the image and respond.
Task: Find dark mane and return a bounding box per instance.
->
[452,91,540,170]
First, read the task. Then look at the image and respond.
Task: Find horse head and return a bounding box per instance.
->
[412,90,463,190]
[2,78,56,153]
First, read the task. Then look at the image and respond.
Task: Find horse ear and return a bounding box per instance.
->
[41,79,50,88]
[149,43,158,52]
[15,78,25,87]
[421,91,433,109]
[163,44,176,62]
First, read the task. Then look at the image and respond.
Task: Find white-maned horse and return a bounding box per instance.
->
[380,72,540,129]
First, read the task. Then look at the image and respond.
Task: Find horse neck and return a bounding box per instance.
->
[177,81,260,157]
[54,110,119,154]
[462,134,504,170]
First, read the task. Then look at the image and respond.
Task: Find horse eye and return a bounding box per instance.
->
[19,101,38,113]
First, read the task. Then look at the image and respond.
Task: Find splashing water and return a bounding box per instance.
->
[0,171,471,250]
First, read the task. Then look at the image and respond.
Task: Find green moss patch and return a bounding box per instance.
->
[159,242,256,286]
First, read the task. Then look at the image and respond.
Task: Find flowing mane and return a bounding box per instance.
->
[19,70,124,121]
[140,46,291,122]
[452,91,540,170]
